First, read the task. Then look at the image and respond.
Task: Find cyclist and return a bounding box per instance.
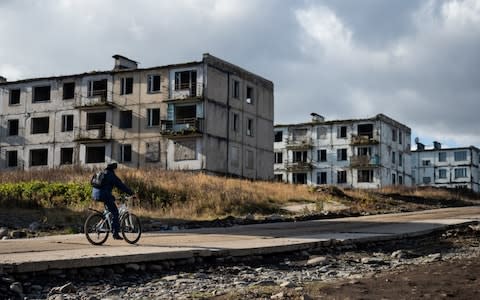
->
[92,162,135,240]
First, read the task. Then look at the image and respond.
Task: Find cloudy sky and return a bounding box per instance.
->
[1,0,479,148]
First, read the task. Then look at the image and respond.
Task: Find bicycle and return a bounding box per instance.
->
[84,194,142,245]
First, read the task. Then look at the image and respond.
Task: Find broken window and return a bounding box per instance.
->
[61,115,74,132]
[7,151,18,167]
[246,86,254,104]
[87,112,106,130]
[33,86,51,102]
[292,173,307,184]
[87,79,108,99]
[8,119,19,136]
[233,80,240,98]
[145,142,160,162]
[274,131,283,142]
[337,170,347,183]
[120,144,132,163]
[454,151,467,161]
[60,148,73,165]
[30,149,48,166]
[357,124,373,138]
[9,89,20,105]
[358,170,374,183]
[317,172,327,184]
[31,117,49,134]
[63,82,75,100]
[438,152,447,162]
[337,148,347,161]
[85,146,105,163]
[174,140,196,161]
[318,149,327,162]
[174,70,197,96]
[147,108,160,127]
[246,118,254,136]
[246,150,254,169]
[147,75,161,93]
[233,113,239,132]
[119,110,132,129]
[454,168,467,178]
[120,77,133,95]
[274,152,283,164]
[293,151,307,163]
[292,129,308,141]
[439,169,447,179]
[337,126,347,138]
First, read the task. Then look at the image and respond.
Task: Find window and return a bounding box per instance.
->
[337,171,347,184]
[293,173,307,184]
[454,151,467,161]
[7,151,17,167]
[233,80,240,98]
[175,70,197,96]
[357,147,371,156]
[274,152,283,164]
[147,75,161,93]
[337,126,347,138]
[392,128,397,142]
[247,118,254,136]
[233,113,239,132]
[438,152,447,162]
[33,86,51,102]
[120,144,132,163]
[274,174,283,182]
[422,160,431,166]
[439,169,447,179]
[423,177,431,184]
[318,149,327,162]
[8,119,19,136]
[85,146,105,163]
[63,82,75,100]
[358,170,374,183]
[31,117,49,134]
[88,79,108,99]
[147,108,160,127]
[9,89,20,105]
[86,112,106,130]
[399,175,403,185]
[317,127,327,139]
[120,77,133,95]
[293,151,307,163]
[399,131,403,144]
[246,86,254,104]
[30,149,48,166]
[60,148,73,165]
[274,131,283,142]
[399,153,403,166]
[392,151,396,164]
[61,115,74,132]
[317,172,327,184]
[246,150,254,169]
[337,148,347,161]
[392,174,396,185]
[357,124,373,138]
[119,110,132,129]
[454,168,467,178]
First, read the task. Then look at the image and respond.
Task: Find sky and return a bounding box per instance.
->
[0,0,479,149]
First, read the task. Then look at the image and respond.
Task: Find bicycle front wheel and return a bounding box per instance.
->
[84,213,110,245]
[121,213,142,244]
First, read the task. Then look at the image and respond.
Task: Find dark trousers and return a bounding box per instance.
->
[104,195,120,235]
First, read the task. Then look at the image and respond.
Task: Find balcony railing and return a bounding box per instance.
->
[171,84,203,100]
[75,90,111,108]
[350,155,381,168]
[74,125,112,142]
[285,137,313,150]
[285,160,313,171]
[160,118,204,136]
[351,134,379,145]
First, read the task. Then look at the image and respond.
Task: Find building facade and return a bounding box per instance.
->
[274,114,412,188]
[0,54,274,180]
[411,142,480,192]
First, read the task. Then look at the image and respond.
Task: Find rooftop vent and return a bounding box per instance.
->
[414,137,425,151]
[0,76,6,83]
[112,54,138,70]
[310,113,325,123]
[433,141,442,150]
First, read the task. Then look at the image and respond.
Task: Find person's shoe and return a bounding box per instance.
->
[112,234,123,240]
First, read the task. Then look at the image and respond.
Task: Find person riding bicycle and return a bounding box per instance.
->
[92,162,135,240]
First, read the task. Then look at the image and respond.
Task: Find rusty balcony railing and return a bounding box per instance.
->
[285,137,313,150]
[350,155,381,167]
[160,118,204,136]
[285,160,313,171]
[350,134,379,145]
[74,125,112,141]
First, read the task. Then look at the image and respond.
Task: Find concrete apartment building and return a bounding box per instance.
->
[0,54,274,180]
[411,142,480,192]
[274,113,412,188]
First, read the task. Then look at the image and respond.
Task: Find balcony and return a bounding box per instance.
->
[285,160,313,171]
[74,125,112,142]
[170,84,203,100]
[160,118,204,137]
[350,155,381,168]
[285,137,313,150]
[74,90,112,109]
[351,134,379,145]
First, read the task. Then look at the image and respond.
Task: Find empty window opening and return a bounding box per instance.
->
[274,174,283,182]
[357,147,371,156]
[358,170,374,183]
[247,118,254,136]
[175,105,196,120]
[86,146,105,163]
[147,108,160,127]
[7,151,18,167]
[392,174,396,185]
[233,80,240,98]
[246,86,254,104]
[399,153,403,166]
[337,170,347,183]
[9,89,20,105]
[233,113,239,132]
[120,77,133,95]
[338,126,347,138]
[33,86,51,102]
[31,117,49,134]
[87,112,106,130]
[63,82,75,100]
[293,151,308,163]
[274,152,283,164]
[392,128,397,142]
[60,148,73,165]
[317,172,327,184]
[293,173,307,184]
[274,131,283,142]
[30,149,48,166]
[392,151,396,164]
[120,144,132,163]
[399,131,403,144]
[119,110,132,129]
[8,119,19,136]
[337,148,347,161]
[175,70,197,96]
[61,115,74,132]
[88,79,108,99]
[318,149,327,162]
[357,124,373,138]
[422,160,431,166]
[454,151,467,161]
[148,75,161,93]
[399,175,403,185]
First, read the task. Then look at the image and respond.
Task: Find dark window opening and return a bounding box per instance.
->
[357,124,373,138]
[33,86,51,102]
[317,172,327,184]
[357,147,371,156]
[8,119,19,136]
[88,79,108,99]
[61,115,74,132]
[30,149,48,166]
[293,173,307,184]
[31,117,49,134]
[399,175,403,185]
[392,128,397,141]
[233,113,239,132]
[337,148,347,161]
[120,77,133,95]
[274,174,283,182]
[9,89,20,105]
[148,75,161,93]
[60,148,73,165]
[358,170,374,183]
[274,131,283,142]
[147,108,160,127]
[293,151,307,163]
[274,152,283,164]
[337,170,347,183]
[338,126,347,138]
[119,110,132,129]
[120,144,132,163]
[87,112,106,130]
[175,105,196,120]
[233,80,240,98]
[318,149,327,162]
[7,151,18,167]
[86,146,105,163]
[63,82,75,100]
[174,70,197,96]
[392,174,396,185]
[247,118,254,136]
[246,86,254,104]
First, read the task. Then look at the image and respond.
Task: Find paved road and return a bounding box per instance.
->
[1,207,479,273]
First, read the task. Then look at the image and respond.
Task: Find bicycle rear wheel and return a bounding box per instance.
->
[120,213,142,244]
[84,213,110,245]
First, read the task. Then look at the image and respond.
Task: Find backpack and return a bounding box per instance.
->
[90,170,107,188]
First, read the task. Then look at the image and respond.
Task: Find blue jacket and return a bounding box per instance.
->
[92,169,134,201]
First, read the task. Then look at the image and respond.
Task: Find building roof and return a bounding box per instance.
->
[412,145,480,153]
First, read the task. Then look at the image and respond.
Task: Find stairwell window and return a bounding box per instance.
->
[246,118,254,136]
[147,75,161,93]
[147,108,160,127]
[246,86,254,104]
[233,113,239,132]
[233,80,240,99]
[120,77,133,95]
